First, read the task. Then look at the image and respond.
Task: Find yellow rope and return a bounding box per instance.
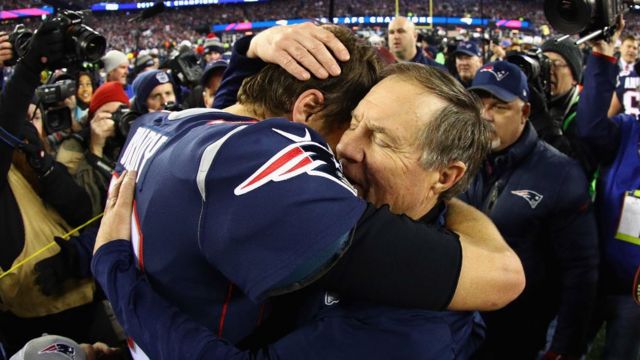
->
[0,213,104,280]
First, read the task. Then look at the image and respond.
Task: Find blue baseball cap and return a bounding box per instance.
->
[468,61,529,102]
[454,41,482,57]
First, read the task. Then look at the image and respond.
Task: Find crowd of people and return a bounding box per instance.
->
[0,0,639,359]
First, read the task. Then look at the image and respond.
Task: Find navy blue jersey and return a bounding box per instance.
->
[615,69,640,117]
[115,109,366,344]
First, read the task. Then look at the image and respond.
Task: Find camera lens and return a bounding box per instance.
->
[74,25,107,62]
[544,0,596,34]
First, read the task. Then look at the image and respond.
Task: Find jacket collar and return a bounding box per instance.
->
[486,121,538,175]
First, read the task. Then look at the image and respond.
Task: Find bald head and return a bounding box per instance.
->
[388,16,418,61]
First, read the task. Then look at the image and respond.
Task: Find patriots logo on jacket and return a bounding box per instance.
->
[511,190,544,209]
[480,66,508,81]
[39,343,77,359]
[234,128,357,196]
[324,292,341,306]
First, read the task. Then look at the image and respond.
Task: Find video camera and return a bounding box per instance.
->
[506,47,553,101]
[544,0,640,41]
[6,10,106,69]
[35,79,76,134]
[167,49,203,88]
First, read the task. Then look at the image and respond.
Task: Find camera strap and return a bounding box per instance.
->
[0,126,24,149]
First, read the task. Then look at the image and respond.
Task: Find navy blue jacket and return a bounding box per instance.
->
[460,123,599,357]
[577,53,640,294]
[92,205,483,359]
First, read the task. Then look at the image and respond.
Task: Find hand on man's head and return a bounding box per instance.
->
[247,22,350,81]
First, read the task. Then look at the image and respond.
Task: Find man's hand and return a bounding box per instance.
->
[80,342,123,360]
[89,110,116,158]
[94,170,136,255]
[247,22,350,80]
[590,15,624,57]
[0,32,12,67]
[20,121,54,176]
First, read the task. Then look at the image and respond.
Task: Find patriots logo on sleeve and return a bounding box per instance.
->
[511,190,544,209]
[234,128,357,196]
[38,343,77,359]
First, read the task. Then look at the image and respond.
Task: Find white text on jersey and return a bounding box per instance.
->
[120,127,168,175]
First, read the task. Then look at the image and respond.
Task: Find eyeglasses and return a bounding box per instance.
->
[550,59,569,69]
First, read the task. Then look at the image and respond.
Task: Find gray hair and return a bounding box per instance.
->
[380,63,492,199]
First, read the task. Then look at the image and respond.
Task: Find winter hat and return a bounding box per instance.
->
[542,37,583,82]
[89,81,129,118]
[201,60,228,87]
[101,50,129,74]
[132,70,172,113]
[10,335,86,360]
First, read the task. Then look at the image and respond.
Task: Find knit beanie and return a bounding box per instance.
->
[101,50,129,74]
[89,81,129,118]
[132,70,172,113]
[542,37,583,82]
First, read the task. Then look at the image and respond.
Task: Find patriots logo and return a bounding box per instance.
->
[511,190,544,209]
[39,343,77,359]
[234,128,357,196]
[480,66,509,81]
[324,292,341,306]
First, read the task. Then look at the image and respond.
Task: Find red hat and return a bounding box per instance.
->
[89,81,129,118]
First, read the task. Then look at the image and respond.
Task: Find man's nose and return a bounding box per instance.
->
[336,128,364,164]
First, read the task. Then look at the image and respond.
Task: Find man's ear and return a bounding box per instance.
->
[432,161,467,195]
[521,102,531,124]
[291,89,325,126]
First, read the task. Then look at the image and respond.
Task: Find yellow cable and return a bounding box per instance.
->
[0,213,104,280]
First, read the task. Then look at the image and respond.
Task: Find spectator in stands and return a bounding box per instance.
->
[541,37,599,181]
[608,34,640,117]
[131,69,177,114]
[387,16,443,68]
[462,61,599,360]
[577,21,640,360]
[454,41,483,88]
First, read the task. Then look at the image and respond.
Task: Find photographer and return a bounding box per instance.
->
[540,38,600,180]
[0,20,107,354]
[56,81,130,216]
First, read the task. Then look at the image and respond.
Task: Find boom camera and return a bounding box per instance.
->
[544,0,640,40]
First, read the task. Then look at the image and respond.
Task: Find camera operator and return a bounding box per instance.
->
[0,20,109,355]
[540,38,600,180]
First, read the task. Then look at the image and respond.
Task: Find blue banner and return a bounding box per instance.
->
[212,15,531,32]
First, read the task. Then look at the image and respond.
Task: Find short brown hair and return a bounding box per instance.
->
[237,25,381,133]
[380,63,492,199]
